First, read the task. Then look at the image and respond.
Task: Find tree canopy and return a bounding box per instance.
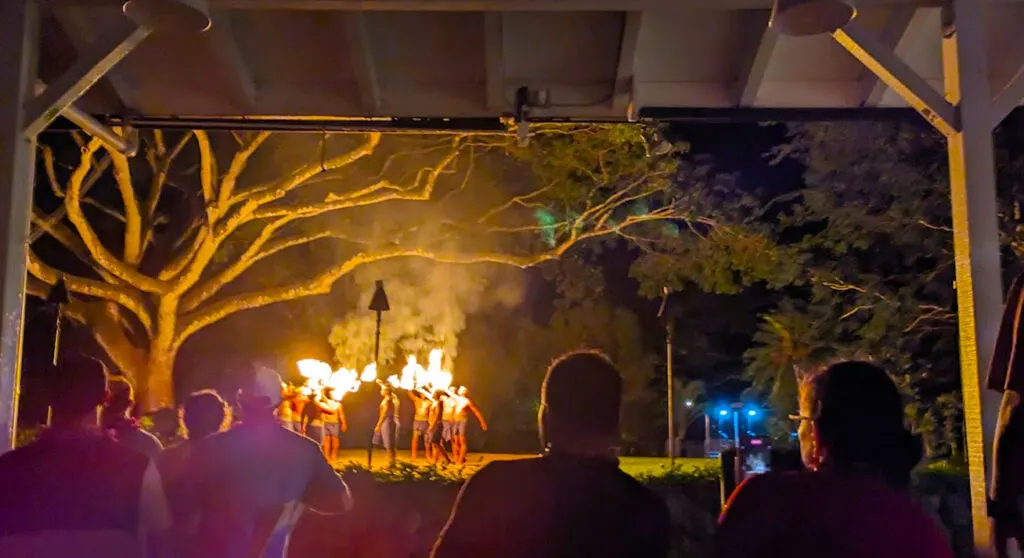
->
[31,124,720,409]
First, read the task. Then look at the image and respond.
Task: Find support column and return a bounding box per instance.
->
[0,0,39,452]
[943,0,1005,551]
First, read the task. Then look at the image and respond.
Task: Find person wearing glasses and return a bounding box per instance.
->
[713,361,953,558]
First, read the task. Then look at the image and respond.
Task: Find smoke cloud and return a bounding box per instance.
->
[328,259,524,372]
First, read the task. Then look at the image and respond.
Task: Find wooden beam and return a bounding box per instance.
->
[54,0,1018,11]
[341,12,381,114]
[855,6,924,106]
[484,12,504,111]
[731,9,775,107]
[611,11,642,115]
[991,64,1024,128]
[833,20,958,137]
[24,24,150,137]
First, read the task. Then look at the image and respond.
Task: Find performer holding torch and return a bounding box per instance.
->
[452,386,487,465]
[409,388,433,460]
[428,390,453,465]
[320,390,347,462]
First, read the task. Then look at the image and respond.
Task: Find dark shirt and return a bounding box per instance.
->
[0,428,170,558]
[181,419,350,558]
[714,470,954,558]
[431,453,671,558]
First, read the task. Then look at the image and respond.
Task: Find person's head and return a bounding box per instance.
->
[105,375,135,418]
[237,360,284,418]
[49,355,108,426]
[457,386,468,397]
[380,384,393,398]
[797,360,922,488]
[183,390,229,439]
[539,350,622,455]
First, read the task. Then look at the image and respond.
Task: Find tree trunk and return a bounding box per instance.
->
[139,344,176,412]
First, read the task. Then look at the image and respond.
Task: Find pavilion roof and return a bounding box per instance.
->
[41,0,1024,125]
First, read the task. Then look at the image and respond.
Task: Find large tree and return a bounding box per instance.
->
[30,124,705,409]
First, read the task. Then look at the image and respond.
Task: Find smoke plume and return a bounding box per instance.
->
[328,259,524,372]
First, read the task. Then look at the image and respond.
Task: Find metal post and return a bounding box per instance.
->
[943,2,1006,550]
[704,413,711,457]
[0,0,39,453]
[666,317,674,465]
[732,410,742,485]
[367,309,382,469]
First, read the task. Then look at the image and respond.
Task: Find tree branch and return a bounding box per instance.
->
[40,144,64,198]
[106,145,144,265]
[217,131,270,207]
[27,250,152,334]
[64,138,169,294]
[193,130,218,221]
[175,211,665,346]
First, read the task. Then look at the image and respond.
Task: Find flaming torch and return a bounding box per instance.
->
[367,280,390,468]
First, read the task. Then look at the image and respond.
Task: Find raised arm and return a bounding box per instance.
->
[468,401,487,431]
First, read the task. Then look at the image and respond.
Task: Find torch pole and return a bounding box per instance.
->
[367,310,382,469]
[666,317,675,467]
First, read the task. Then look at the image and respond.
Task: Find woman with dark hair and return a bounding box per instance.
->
[713,361,953,558]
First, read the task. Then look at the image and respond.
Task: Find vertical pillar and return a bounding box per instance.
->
[943,0,1005,550]
[0,0,38,452]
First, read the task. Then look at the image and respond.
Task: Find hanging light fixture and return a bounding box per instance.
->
[122,0,212,34]
[769,0,856,37]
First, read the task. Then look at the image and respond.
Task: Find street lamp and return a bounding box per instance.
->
[366,280,389,468]
[657,287,680,466]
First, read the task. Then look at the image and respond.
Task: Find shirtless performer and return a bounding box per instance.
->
[441,390,458,454]
[452,386,487,464]
[279,384,297,431]
[409,388,433,460]
[427,390,452,465]
[320,390,347,462]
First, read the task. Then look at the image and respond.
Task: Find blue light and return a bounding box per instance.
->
[747,409,758,417]
[718,409,729,417]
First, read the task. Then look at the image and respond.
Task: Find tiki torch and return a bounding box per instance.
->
[46,275,70,426]
[366,280,390,468]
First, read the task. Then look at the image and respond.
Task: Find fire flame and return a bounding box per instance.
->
[290,348,458,401]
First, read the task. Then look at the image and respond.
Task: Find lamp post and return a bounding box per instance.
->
[657,287,676,466]
[366,280,389,468]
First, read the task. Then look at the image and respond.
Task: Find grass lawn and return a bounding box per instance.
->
[332,448,715,477]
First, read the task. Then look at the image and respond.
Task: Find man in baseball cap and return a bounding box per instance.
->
[179,359,357,558]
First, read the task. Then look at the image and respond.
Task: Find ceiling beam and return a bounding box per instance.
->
[340,13,381,114]
[833,19,958,136]
[484,13,504,111]
[206,10,257,109]
[24,24,150,137]
[55,0,1018,11]
[731,10,776,107]
[855,6,925,106]
[611,11,642,115]
[991,65,1024,128]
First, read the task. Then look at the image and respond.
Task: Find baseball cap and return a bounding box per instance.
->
[239,362,283,408]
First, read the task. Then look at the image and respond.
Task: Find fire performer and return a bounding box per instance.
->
[301,390,325,446]
[321,391,347,462]
[374,384,401,467]
[409,388,433,460]
[428,390,453,465]
[453,386,487,465]
[292,389,310,434]
[441,390,457,452]
[279,384,297,432]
